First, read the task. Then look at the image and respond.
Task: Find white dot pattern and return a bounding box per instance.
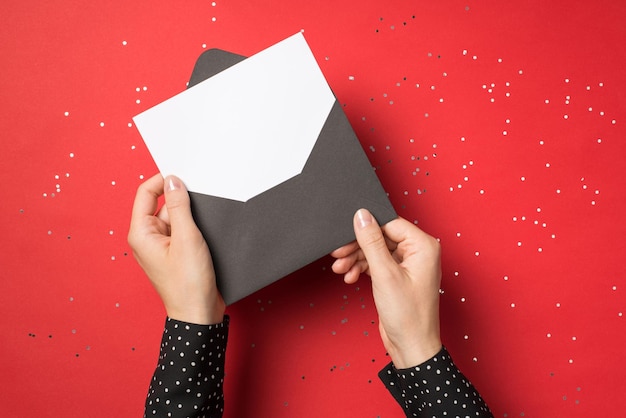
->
[144,316,229,418]
[145,321,490,417]
[378,347,493,417]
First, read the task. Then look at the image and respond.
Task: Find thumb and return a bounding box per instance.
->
[163,175,198,240]
[353,209,396,277]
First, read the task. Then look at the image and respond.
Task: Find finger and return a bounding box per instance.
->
[131,174,164,222]
[352,209,397,277]
[163,175,201,243]
[330,240,360,258]
[344,261,368,284]
[155,203,170,225]
[382,217,433,248]
[331,249,363,274]
[129,174,165,248]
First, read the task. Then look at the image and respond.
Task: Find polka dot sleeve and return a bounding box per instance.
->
[378,346,493,418]
[144,316,229,418]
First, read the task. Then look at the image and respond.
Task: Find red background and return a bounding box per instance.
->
[2,1,625,416]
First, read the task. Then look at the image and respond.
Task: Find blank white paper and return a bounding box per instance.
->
[133,32,335,202]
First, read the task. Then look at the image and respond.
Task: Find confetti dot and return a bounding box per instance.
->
[69,153,75,158]
[122,40,127,46]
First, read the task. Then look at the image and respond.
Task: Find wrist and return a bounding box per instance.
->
[166,299,225,326]
[387,335,442,369]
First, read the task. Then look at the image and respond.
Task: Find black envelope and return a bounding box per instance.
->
[185,48,396,304]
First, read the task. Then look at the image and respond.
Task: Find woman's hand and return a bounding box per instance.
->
[128,174,225,325]
[331,209,442,368]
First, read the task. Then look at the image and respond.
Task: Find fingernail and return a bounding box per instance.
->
[166,176,182,192]
[356,209,373,229]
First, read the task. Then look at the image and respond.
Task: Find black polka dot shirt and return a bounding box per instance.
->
[145,319,491,417]
[144,316,229,418]
[378,346,493,417]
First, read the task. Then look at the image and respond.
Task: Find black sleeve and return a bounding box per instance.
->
[378,346,493,417]
[144,316,229,418]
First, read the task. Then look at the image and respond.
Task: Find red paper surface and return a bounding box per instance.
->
[2,1,625,416]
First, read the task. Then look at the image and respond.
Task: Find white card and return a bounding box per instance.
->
[133,32,335,202]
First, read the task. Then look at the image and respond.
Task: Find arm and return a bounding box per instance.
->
[144,317,229,417]
[331,209,493,417]
[378,346,491,417]
[128,174,227,417]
